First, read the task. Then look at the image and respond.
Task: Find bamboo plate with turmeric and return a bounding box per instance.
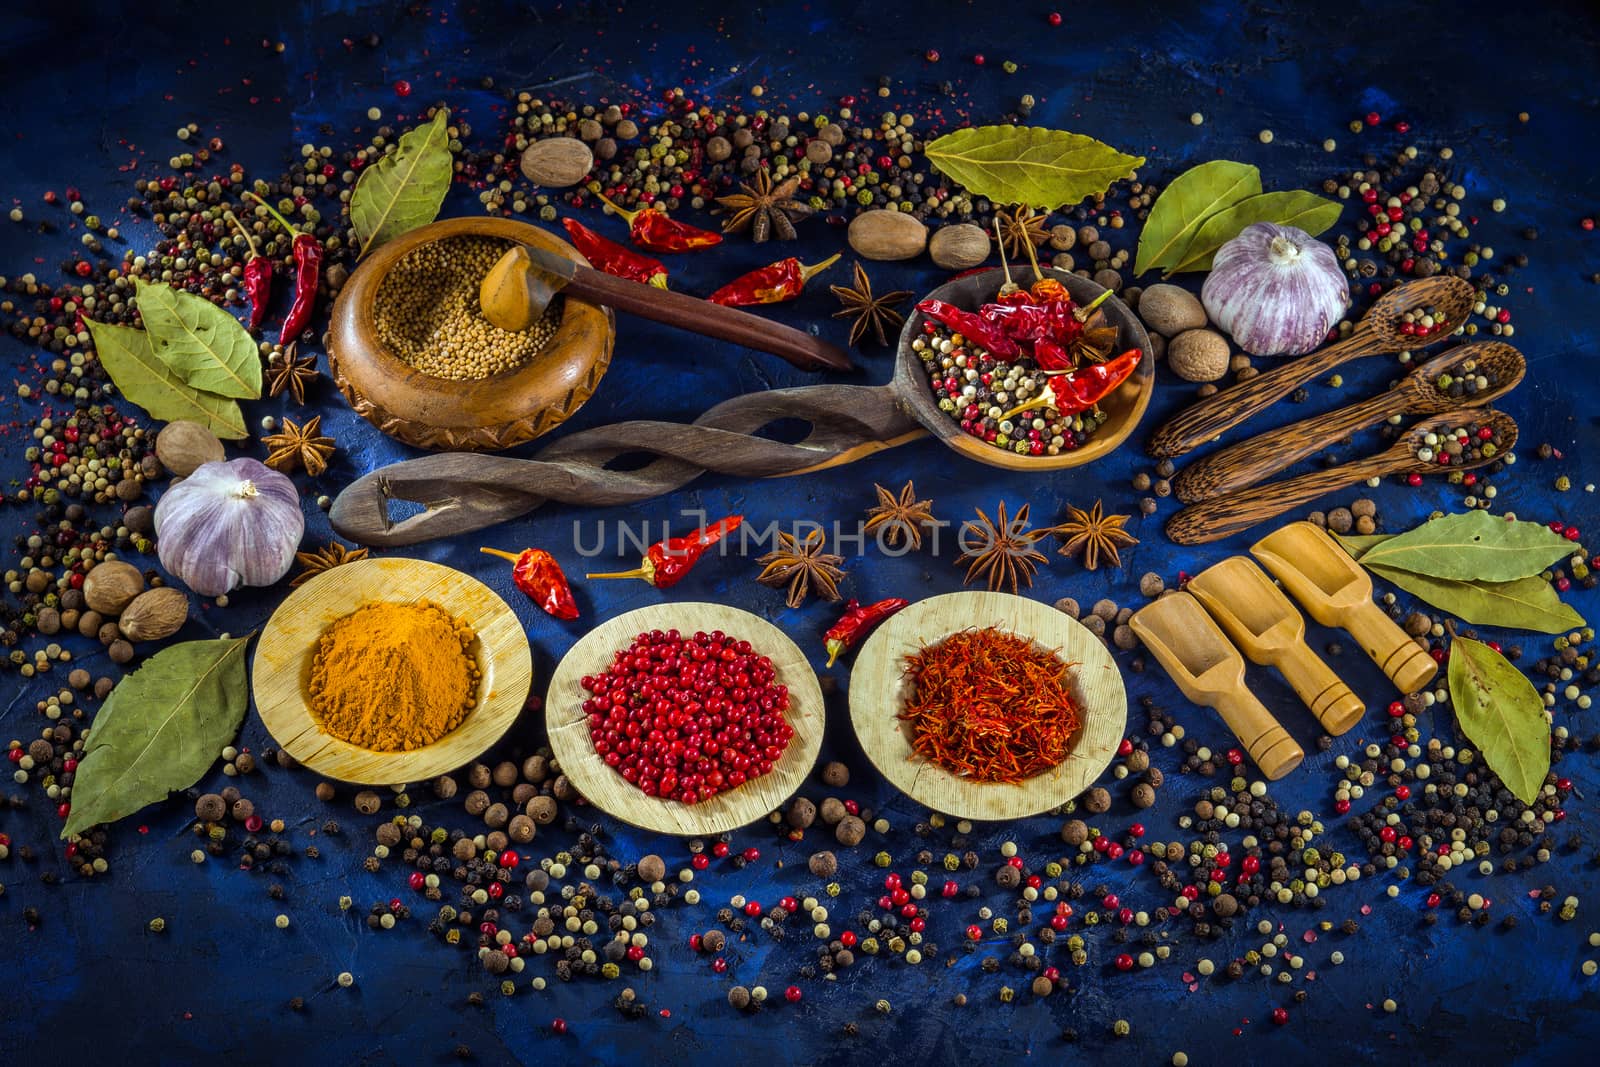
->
[544,602,824,836]
[849,591,1125,822]
[253,557,532,785]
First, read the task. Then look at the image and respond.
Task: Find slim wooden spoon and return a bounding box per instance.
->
[1165,408,1518,545]
[1148,276,1476,458]
[1172,341,1525,502]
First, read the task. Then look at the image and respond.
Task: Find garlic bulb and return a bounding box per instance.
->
[1201,222,1350,356]
[155,458,305,596]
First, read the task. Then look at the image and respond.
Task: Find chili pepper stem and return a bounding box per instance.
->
[1077,288,1113,319]
[223,210,259,258]
[594,191,642,226]
[1022,228,1045,281]
[244,191,303,238]
[994,216,1020,296]
[585,567,650,582]
[647,273,668,289]
[1000,394,1051,422]
[478,547,521,564]
[799,253,842,283]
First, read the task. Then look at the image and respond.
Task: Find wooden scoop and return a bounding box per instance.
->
[1251,522,1439,695]
[1148,276,1476,459]
[1129,592,1304,779]
[1164,408,1518,545]
[1188,557,1365,735]
[1172,341,1525,503]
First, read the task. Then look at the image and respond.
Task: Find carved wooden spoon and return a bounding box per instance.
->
[1165,408,1518,545]
[1172,341,1524,502]
[1148,275,1476,458]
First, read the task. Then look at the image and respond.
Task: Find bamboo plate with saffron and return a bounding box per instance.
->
[849,591,1126,822]
[544,602,825,836]
[253,557,533,785]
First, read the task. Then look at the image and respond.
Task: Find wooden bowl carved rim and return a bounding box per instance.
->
[327,217,616,452]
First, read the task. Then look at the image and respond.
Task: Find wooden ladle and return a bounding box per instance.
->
[1164,408,1518,545]
[1129,592,1304,779]
[1147,275,1476,459]
[1172,341,1525,502]
[1251,522,1440,695]
[1188,557,1365,735]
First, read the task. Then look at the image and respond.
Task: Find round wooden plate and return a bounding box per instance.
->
[544,602,824,836]
[849,591,1126,821]
[253,557,532,785]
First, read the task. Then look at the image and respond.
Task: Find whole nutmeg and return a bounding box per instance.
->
[1060,819,1089,846]
[519,137,594,188]
[637,854,667,883]
[353,790,382,815]
[928,223,991,270]
[835,815,867,846]
[847,209,928,261]
[1136,283,1207,338]
[154,420,224,478]
[117,586,189,642]
[786,796,817,829]
[1131,782,1157,808]
[506,814,536,844]
[808,850,838,877]
[820,761,850,787]
[83,560,144,616]
[1167,328,1230,383]
[1083,787,1112,813]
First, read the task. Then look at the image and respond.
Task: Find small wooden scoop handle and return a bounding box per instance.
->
[1164,456,1393,545]
[1346,602,1440,694]
[1172,388,1408,503]
[1213,687,1304,780]
[1276,642,1365,736]
[1147,331,1377,459]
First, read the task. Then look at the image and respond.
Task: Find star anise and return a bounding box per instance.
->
[715,170,813,242]
[756,528,845,608]
[290,541,369,587]
[1053,500,1139,570]
[263,415,336,477]
[830,262,911,347]
[863,480,936,551]
[1067,318,1121,365]
[266,343,319,404]
[957,500,1049,594]
[996,204,1050,260]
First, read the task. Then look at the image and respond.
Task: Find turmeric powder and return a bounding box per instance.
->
[308,600,480,752]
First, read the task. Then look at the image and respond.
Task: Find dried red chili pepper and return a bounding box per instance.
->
[479,547,579,620]
[561,218,669,288]
[708,254,840,307]
[916,298,1021,359]
[1003,348,1141,420]
[223,210,272,331]
[595,191,723,253]
[587,515,744,588]
[823,597,909,667]
[246,192,322,343]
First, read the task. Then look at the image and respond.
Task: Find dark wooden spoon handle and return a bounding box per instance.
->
[329,384,919,546]
[1147,331,1381,459]
[566,264,855,373]
[1172,388,1409,502]
[1164,454,1397,545]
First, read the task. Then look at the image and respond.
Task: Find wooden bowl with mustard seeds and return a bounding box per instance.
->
[254,557,532,785]
[328,217,616,452]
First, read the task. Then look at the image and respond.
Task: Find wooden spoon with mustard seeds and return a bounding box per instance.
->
[1148,275,1476,459]
[1171,340,1525,502]
[1164,408,1517,545]
[478,243,854,373]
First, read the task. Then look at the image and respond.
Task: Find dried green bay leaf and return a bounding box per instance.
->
[923,126,1145,212]
[1332,532,1392,557]
[1447,636,1549,805]
[1134,160,1261,276]
[351,108,453,256]
[84,319,247,440]
[1166,190,1343,274]
[1359,510,1573,582]
[62,636,251,839]
[135,278,261,399]
[1367,563,1585,635]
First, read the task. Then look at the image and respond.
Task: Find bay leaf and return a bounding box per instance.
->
[1166,190,1343,274]
[923,126,1145,212]
[84,319,247,439]
[1447,636,1549,804]
[351,108,453,256]
[1359,510,1572,581]
[1133,160,1261,276]
[1331,532,1392,557]
[1367,563,1585,635]
[135,279,261,399]
[62,636,250,839]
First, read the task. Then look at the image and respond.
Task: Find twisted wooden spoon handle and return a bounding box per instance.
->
[1164,455,1395,545]
[1147,331,1380,459]
[329,384,921,546]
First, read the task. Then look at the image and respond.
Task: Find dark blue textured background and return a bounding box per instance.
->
[3,1,1599,1063]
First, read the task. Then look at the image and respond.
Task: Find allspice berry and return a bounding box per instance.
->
[507,815,536,844]
[483,802,510,829]
[1131,782,1157,808]
[1032,976,1054,997]
[353,791,382,815]
[1125,749,1151,772]
[637,854,667,884]
[701,929,727,953]
[432,775,458,799]
[230,798,254,822]
[835,815,866,846]
[1083,787,1112,813]
[786,797,817,829]
[728,986,752,1010]
[1060,819,1089,846]
[995,864,1021,889]
[808,850,838,877]
[1212,893,1239,918]
[818,797,848,825]
[527,795,558,825]
[314,782,336,802]
[820,761,850,787]
[195,793,227,821]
